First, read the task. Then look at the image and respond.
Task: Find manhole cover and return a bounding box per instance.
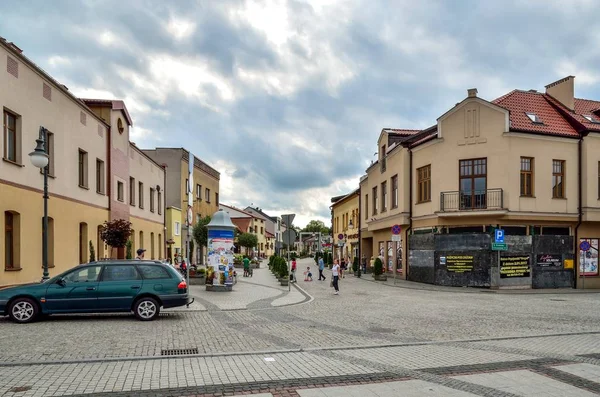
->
[161,348,199,356]
[369,327,395,334]
[9,386,32,392]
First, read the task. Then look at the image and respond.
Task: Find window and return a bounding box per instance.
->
[584,115,600,124]
[4,211,20,269]
[381,181,387,212]
[196,184,201,199]
[150,232,155,259]
[78,149,88,188]
[205,188,211,202]
[185,179,188,194]
[459,159,487,210]
[372,187,378,215]
[254,225,258,233]
[129,177,135,206]
[552,160,565,198]
[79,222,88,264]
[216,192,219,206]
[64,265,102,283]
[3,110,18,163]
[526,112,543,124]
[174,222,181,236]
[391,175,398,209]
[137,265,171,279]
[417,165,431,203]
[365,194,369,220]
[101,265,141,281]
[520,157,534,197]
[96,159,105,194]
[260,227,264,234]
[42,130,54,176]
[138,182,144,209]
[150,188,155,212]
[117,181,124,202]
[158,192,162,215]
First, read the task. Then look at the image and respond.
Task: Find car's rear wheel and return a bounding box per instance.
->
[134,297,160,321]
[8,298,39,324]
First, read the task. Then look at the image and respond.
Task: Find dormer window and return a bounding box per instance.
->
[526,112,543,124]
[584,115,600,124]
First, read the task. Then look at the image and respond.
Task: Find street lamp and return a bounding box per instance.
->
[29,127,50,281]
[348,219,359,277]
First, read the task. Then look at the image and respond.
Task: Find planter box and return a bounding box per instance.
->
[189,276,206,286]
[373,274,387,281]
[279,278,289,286]
[205,284,232,292]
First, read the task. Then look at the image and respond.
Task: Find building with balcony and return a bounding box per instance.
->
[142,148,220,265]
[331,189,359,262]
[0,38,165,286]
[360,76,600,289]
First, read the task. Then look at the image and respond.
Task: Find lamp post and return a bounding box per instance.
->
[349,219,359,277]
[29,127,50,281]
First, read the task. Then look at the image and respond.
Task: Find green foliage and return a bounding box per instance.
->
[126,240,133,259]
[374,258,383,276]
[290,251,297,260]
[100,219,133,249]
[238,232,258,249]
[302,220,330,234]
[198,267,206,275]
[327,252,333,265]
[192,216,211,248]
[234,254,244,265]
[89,241,95,262]
[352,256,359,272]
[268,255,276,268]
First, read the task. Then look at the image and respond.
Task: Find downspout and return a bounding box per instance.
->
[163,164,167,262]
[574,132,587,288]
[358,186,361,273]
[406,147,413,278]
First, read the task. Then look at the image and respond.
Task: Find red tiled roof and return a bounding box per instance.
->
[492,90,579,138]
[383,128,421,136]
[574,98,600,128]
[81,98,134,127]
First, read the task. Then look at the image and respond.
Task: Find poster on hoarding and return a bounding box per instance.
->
[207,229,235,286]
[500,255,531,278]
[579,238,599,276]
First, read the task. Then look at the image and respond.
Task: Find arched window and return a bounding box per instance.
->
[150,232,155,259]
[79,222,88,264]
[158,233,162,259]
[4,211,20,270]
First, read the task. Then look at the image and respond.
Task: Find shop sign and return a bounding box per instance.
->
[500,255,530,278]
[536,254,562,267]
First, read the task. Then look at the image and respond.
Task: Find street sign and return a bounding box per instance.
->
[494,229,504,244]
[580,241,591,251]
[492,243,508,251]
[186,206,193,226]
[391,235,401,242]
[337,242,345,247]
[281,214,295,227]
[338,233,344,240]
[391,225,401,235]
[282,228,297,246]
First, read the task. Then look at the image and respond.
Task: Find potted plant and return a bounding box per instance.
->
[189,267,206,285]
[373,258,387,281]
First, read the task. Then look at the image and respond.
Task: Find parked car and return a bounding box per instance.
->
[0,260,191,323]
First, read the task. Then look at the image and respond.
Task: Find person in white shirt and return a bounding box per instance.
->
[331,259,340,295]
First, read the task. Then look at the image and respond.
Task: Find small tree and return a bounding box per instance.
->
[238,233,258,255]
[100,219,133,258]
[374,258,383,276]
[89,241,96,262]
[126,240,133,259]
[192,216,211,248]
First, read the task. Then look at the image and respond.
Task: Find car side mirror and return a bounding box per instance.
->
[57,278,66,287]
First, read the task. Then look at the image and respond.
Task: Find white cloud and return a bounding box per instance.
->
[165,17,196,40]
[47,55,71,67]
[556,60,600,86]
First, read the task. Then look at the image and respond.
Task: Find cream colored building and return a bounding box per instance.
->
[0,38,165,286]
[143,148,220,265]
[360,76,600,289]
[331,189,359,262]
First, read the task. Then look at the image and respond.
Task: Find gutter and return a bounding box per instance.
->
[406,147,413,278]
[574,130,590,288]
[358,184,362,269]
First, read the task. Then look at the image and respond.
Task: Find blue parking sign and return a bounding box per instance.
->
[495,229,504,243]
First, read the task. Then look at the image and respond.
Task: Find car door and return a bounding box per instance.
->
[44,265,102,312]
[96,264,143,311]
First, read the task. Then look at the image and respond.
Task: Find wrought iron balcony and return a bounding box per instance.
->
[440,188,503,212]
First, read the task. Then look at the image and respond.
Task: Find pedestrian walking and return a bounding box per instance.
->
[361,255,367,274]
[291,258,297,282]
[243,256,250,277]
[331,259,340,295]
[318,256,326,281]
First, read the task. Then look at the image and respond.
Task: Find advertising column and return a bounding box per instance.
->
[205,209,237,291]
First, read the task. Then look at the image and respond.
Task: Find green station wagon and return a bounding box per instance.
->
[0,260,191,323]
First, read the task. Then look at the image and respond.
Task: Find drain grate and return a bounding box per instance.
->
[161,348,199,356]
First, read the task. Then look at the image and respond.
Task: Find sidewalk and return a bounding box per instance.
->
[357,271,600,294]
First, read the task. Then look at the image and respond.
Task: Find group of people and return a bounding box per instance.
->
[288,256,343,295]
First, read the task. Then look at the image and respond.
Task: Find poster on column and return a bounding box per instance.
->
[207,229,235,286]
[579,238,599,276]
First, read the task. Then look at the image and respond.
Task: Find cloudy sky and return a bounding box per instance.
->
[1,0,599,227]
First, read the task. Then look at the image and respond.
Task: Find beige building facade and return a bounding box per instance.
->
[360,76,600,289]
[1,38,165,286]
[331,189,359,262]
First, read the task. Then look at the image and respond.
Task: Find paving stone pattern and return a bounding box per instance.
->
[1,258,600,396]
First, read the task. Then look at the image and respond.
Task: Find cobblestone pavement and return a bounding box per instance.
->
[1,258,599,396]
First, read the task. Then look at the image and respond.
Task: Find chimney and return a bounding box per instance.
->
[545,76,575,111]
[467,88,478,98]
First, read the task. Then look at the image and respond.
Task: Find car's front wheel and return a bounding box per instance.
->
[134,297,160,321]
[8,298,39,324]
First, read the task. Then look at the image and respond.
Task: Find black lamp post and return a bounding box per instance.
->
[29,127,50,281]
